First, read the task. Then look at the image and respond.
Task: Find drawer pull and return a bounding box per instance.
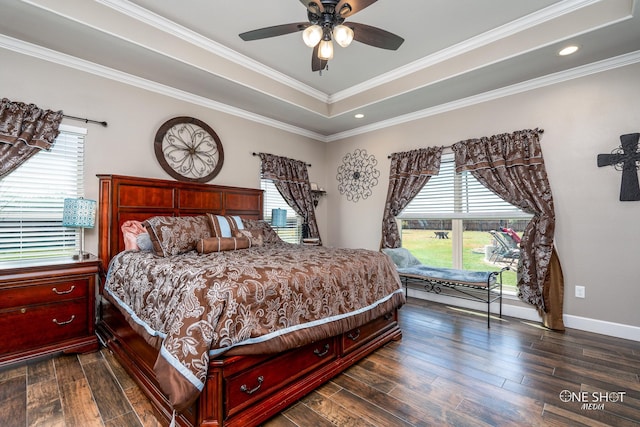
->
[20,308,27,314]
[313,343,330,357]
[240,376,264,395]
[52,315,76,325]
[52,285,76,295]
[347,329,361,341]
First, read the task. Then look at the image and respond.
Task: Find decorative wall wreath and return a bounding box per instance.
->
[154,116,224,182]
[336,149,380,202]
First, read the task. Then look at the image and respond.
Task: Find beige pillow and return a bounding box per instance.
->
[235,229,263,246]
[241,218,283,244]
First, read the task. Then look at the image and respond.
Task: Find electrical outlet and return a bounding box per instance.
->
[575,285,585,298]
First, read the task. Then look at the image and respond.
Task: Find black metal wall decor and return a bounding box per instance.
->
[597,133,640,201]
[154,116,224,183]
[336,149,380,202]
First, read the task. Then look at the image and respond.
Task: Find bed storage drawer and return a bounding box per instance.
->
[225,337,336,416]
[342,312,397,354]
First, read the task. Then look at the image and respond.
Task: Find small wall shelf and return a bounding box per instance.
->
[311,190,326,207]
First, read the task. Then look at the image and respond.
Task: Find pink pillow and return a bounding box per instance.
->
[121,220,146,250]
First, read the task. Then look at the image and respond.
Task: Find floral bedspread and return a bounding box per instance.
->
[104,243,405,410]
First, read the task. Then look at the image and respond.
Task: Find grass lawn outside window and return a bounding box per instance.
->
[401,228,519,291]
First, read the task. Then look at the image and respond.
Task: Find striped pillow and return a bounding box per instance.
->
[207,214,244,238]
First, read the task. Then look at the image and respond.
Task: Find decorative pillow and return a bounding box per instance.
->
[121,220,146,251]
[381,247,423,268]
[235,229,263,246]
[207,214,244,238]
[241,218,283,244]
[136,232,154,252]
[143,215,211,257]
[196,237,252,254]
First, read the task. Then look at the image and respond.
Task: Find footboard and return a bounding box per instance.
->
[97,298,402,427]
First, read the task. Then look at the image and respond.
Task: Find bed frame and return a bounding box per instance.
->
[95,174,402,427]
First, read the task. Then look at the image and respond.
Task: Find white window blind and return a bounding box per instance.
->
[399,154,532,220]
[260,179,302,244]
[0,125,87,261]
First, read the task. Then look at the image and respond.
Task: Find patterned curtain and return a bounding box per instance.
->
[380,147,443,249]
[452,128,565,330]
[259,153,321,244]
[0,98,63,178]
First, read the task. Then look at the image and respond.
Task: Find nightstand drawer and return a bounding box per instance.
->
[0,279,88,309]
[0,299,88,355]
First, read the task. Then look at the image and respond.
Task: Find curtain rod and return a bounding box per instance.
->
[387,128,544,158]
[252,152,311,167]
[63,114,108,127]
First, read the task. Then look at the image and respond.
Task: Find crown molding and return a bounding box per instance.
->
[3,33,639,144]
[98,0,605,109]
[329,0,603,103]
[95,0,329,103]
[326,50,640,142]
[0,34,326,142]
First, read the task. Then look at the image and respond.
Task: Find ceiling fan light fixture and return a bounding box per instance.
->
[318,39,334,60]
[307,1,321,15]
[333,25,354,48]
[302,25,323,47]
[338,3,352,16]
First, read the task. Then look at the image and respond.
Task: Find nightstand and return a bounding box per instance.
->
[0,256,100,367]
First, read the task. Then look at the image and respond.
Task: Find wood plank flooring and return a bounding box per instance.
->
[1,298,638,426]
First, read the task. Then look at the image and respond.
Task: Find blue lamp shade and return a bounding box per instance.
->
[62,198,97,229]
[271,208,287,228]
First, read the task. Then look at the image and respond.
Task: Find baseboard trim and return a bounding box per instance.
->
[408,288,640,341]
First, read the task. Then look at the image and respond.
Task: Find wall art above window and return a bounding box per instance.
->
[336,148,379,202]
[154,116,224,183]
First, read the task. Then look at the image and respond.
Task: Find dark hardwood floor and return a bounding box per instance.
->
[1,298,638,426]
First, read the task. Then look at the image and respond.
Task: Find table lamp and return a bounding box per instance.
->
[271,208,287,233]
[62,197,97,260]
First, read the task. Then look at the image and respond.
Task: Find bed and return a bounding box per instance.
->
[96,174,404,427]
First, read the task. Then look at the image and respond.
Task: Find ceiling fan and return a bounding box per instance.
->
[239,0,404,72]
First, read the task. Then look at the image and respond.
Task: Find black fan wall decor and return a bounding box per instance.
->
[239,0,404,72]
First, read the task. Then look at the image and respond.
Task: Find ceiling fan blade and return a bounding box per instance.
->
[335,0,378,18]
[349,22,404,50]
[239,22,308,41]
[299,0,324,14]
[311,45,327,72]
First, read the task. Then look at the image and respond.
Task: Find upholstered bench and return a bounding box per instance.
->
[382,248,507,327]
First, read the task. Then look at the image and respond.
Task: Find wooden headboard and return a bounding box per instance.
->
[97,174,263,271]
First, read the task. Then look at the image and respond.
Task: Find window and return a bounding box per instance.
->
[0,125,87,261]
[398,153,532,291]
[260,179,302,244]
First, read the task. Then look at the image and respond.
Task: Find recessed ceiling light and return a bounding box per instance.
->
[558,45,579,56]
[354,113,364,119]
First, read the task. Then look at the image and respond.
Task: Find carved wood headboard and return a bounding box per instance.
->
[97,174,263,271]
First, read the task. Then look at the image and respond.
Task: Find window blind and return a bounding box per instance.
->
[399,154,532,220]
[0,125,87,260]
[260,179,302,244]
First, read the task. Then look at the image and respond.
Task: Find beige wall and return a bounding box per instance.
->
[2,48,639,331]
[326,62,640,328]
[0,49,327,256]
